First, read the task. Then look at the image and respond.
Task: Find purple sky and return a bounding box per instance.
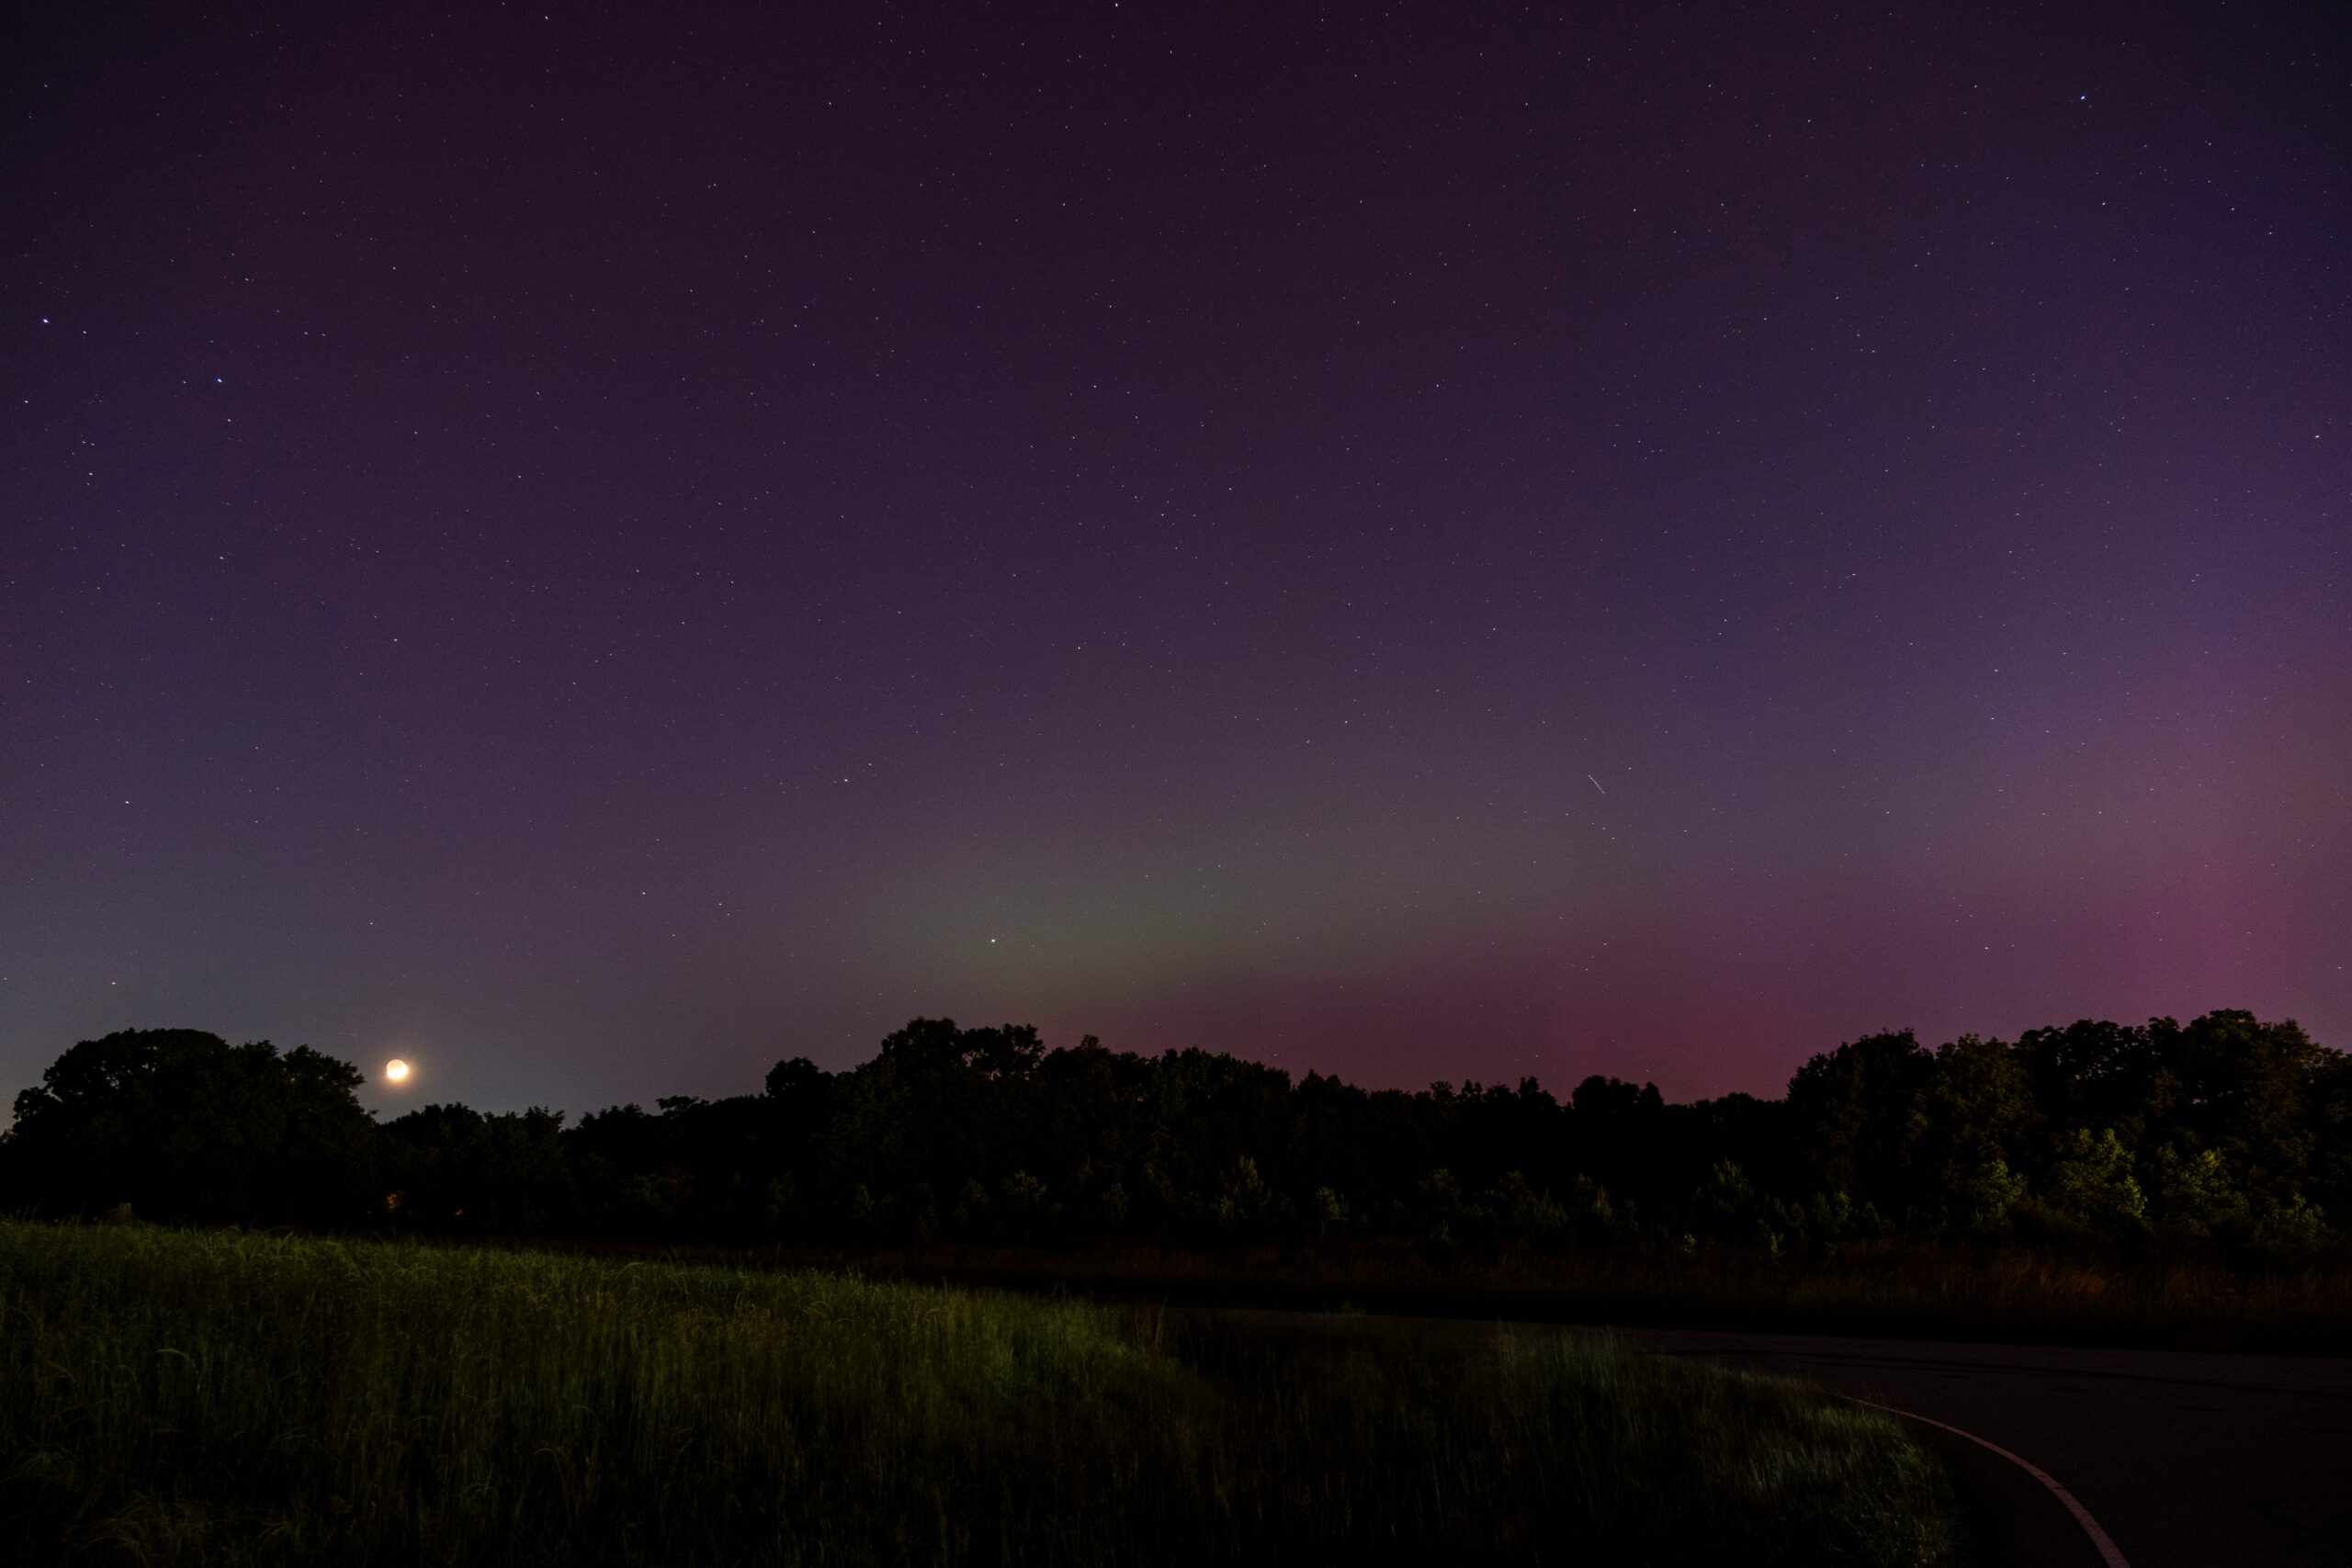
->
[5,3,2346,1116]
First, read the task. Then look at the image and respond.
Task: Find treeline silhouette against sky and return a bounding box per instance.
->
[7,1011,2345,1258]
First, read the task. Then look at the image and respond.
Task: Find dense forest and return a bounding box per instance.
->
[6,1012,2347,1259]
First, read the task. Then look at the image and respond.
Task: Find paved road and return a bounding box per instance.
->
[1628,1329,2352,1568]
[1180,1309,2352,1565]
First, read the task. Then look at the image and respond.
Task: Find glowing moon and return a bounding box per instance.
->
[384,1058,411,1084]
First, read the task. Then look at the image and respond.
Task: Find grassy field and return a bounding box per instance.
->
[0,1220,1963,1565]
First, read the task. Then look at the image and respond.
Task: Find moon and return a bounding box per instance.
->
[384,1058,411,1084]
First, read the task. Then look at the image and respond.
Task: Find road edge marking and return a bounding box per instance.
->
[1849,1395,2132,1568]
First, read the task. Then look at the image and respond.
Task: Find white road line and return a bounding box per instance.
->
[1852,1396,2132,1568]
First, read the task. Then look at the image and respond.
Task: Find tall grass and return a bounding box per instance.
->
[0,1220,1962,1565]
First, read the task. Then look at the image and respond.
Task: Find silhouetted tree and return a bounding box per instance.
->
[5,1010,2342,1258]
[1784,1031,1936,1217]
[384,1102,571,1232]
[1,1028,377,1224]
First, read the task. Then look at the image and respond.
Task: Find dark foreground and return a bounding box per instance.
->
[0,1220,1962,1566]
[1187,1307,2352,1567]
[601,1236,2352,1355]
[1636,1328,2352,1568]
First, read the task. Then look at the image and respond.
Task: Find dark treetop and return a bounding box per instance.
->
[6,1013,2346,1261]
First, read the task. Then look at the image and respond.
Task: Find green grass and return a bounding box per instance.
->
[0,1221,1963,1565]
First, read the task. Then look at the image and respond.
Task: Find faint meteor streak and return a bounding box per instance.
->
[1588,774,1607,795]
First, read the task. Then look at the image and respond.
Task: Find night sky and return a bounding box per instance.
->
[5,3,2346,1116]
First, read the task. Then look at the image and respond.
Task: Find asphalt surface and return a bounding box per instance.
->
[1182,1309,2352,1565]
[1627,1329,2352,1568]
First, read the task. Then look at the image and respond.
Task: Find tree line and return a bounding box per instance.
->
[6,1011,2347,1258]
